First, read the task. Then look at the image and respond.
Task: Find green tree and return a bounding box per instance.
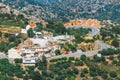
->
[17,14,24,19]
[0,31,2,37]
[109,56,114,60]
[80,54,87,61]
[27,28,35,38]
[31,71,45,80]
[0,75,6,80]
[92,77,99,80]
[105,78,113,80]
[112,39,119,47]
[47,71,54,78]
[101,73,108,79]
[4,33,10,37]
[42,70,47,76]
[99,48,116,55]
[55,49,61,55]
[74,33,83,43]
[46,22,66,35]
[9,36,16,42]
[72,68,79,74]
[68,76,75,80]
[82,68,88,74]
[0,59,25,78]
[0,41,6,52]
[90,71,97,77]
[55,23,66,34]
[67,44,77,52]
[27,66,35,74]
[42,55,47,66]
[35,23,43,31]
[56,75,66,80]
[93,55,104,62]
[15,71,23,78]
[75,60,84,66]
[80,72,85,77]
[14,58,22,63]
[112,60,118,65]
[109,71,117,78]
[115,77,120,80]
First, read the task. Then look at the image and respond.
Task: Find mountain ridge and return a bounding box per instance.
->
[1,0,120,22]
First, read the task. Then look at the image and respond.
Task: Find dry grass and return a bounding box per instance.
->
[100,64,120,77]
[0,25,21,34]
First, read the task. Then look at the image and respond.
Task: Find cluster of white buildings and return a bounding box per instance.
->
[8,24,74,65]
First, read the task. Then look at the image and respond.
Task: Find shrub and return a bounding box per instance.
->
[75,60,84,66]
[80,54,86,61]
[14,58,22,63]
[109,71,117,78]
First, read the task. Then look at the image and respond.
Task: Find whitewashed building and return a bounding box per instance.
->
[8,31,74,65]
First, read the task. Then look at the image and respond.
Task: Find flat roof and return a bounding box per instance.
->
[23,58,36,64]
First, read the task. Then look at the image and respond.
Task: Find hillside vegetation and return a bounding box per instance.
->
[2,0,120,22]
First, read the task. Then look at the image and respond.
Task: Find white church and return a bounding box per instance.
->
[21,23,36,34]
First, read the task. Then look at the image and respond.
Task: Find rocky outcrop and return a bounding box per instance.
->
[64,19,101,28]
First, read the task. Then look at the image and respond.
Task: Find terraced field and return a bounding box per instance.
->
[0,25,21,34]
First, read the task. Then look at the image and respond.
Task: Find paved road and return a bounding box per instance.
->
[87,27,100,37]
[47,40,110,61]
[47,26,110,61]
[96,40,110,50]
[66,26,100,37]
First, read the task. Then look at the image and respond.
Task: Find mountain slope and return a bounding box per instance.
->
[2,0,120,22]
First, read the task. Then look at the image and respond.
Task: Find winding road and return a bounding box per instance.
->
[86,27,100,37]
[47,26,110,61]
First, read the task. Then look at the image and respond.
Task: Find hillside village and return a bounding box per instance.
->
[0,0,120,80]
[0,19,118,80]
[1,18,118,67]
[6,18,118,66]
[0,16,120,79]
[8,23,74,66]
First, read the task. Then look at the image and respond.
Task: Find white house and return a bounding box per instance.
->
[21,23,36,34]
[8,48,22,59]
